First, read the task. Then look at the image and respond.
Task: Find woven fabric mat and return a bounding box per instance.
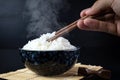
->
[0,63,102,80]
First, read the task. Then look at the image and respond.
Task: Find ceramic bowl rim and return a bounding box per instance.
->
[19,47,80,52]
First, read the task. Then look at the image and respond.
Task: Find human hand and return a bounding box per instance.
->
[77,0,120,36]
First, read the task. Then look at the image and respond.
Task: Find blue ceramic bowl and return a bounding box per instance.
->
[19,48,80,76]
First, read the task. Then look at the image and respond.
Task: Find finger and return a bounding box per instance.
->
[111,0,120,16]
[82,18,117,35]
[103,13,115,22]
[77,20,88,29]
[92,13,115,22]
[85,0,113,16]
[114,16,120,36]
[80,8,91,17]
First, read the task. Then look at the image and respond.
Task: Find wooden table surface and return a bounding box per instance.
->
[0,63,102,80]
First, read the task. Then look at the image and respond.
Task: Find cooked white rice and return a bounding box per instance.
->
[22,32,76,51]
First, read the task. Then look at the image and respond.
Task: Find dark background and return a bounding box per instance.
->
[0,0,120,79]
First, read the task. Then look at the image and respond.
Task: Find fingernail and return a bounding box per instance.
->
[86,8,92,14]
[77,20,89,29]
[84,18,91,26]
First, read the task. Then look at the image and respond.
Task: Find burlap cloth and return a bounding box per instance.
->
[0,63,102,80]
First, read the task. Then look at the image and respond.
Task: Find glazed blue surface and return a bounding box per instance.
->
[19,49,80,76]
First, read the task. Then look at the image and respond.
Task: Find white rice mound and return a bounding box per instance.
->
[22,32,76,51]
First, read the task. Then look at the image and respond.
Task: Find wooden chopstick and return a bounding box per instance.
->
[55,20,78,35]
[47,15,107,42]
[55,16,89,35]
[47,16,90,42]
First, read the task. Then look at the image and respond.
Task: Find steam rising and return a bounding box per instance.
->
[24,0,70,38]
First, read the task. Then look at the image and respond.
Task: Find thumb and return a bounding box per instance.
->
[85,0,113,16]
